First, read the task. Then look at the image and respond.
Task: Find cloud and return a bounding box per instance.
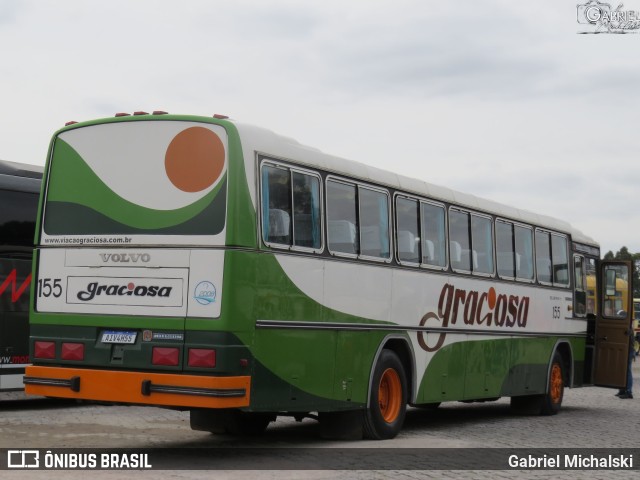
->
[0,2,23,26]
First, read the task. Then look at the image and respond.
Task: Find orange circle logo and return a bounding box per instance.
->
[165,127,225,192]
[487,287,497,310]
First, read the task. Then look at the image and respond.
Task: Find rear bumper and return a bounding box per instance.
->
[24,366,251,409]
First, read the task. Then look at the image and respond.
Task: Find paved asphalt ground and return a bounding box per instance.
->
[1,363,639,479]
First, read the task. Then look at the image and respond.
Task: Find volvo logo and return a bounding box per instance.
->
[99,253,151,263]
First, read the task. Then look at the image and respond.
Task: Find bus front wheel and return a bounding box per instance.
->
[363,349,407,440]
[540,351,565,415]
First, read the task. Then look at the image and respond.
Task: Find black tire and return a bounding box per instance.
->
[319,410,363,440]
[363,349,407,440]
[190,408,274,435]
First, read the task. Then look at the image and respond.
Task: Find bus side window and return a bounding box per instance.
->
[327,180,358,255]
[262,165,292,245]
[261,163,322,250]
[358,187,390,260]
[574,255,587,316]
[292,172,321,249]
[535,230,552,284]
[496,220,515,278]
[449,209,471,272]
[396,197,420,264]
[552,234,569,287]
[515,225,534,281]
[471,214,494,275]
[421,202,447,268]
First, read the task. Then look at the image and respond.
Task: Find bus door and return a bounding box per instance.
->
[593,260,633,388]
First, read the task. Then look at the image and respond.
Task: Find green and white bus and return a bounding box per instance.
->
[25,112,633,439]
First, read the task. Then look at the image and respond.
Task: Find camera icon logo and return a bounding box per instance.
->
[577,0,611,24]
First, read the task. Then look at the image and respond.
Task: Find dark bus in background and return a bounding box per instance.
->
[0,160,42,391]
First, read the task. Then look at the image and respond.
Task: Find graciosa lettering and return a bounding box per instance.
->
[77,282,173,301]
[418,283,530,352]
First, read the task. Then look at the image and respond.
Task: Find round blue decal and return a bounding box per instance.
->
[194,281,216,305]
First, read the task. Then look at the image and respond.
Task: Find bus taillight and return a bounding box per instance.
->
[34,341,56,359]
[187,349,216,368]
[61,343,85,361]
[152,347,180,366]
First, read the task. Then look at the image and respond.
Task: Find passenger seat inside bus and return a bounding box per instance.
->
[398,230,418,263]
[268,209,291,243]
[328,220,357,254]
[423,239,435,264]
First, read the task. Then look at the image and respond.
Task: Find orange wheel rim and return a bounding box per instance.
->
[550,363,563,404]
[378,368,402,423]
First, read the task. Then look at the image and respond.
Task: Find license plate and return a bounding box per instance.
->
[101,330,137,344]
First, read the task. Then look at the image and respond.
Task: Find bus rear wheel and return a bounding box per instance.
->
[363,349,407,440]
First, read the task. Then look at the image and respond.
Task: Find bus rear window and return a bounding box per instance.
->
[41,122,228,243]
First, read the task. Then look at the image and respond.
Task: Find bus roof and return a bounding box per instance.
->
[0,159,43,194]
[0,159,43,179]
[232,120,599,249]
[51,114,599,249]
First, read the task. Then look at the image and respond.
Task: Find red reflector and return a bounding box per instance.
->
[188,349,216,368]
[65,121,78,126]
[133,111,149,116]
[61,342,85,361]
[152,347,180,366]
[115,112,130,117]
[213,114,229,119]
[34,341,56,359]
[152,110,168,115]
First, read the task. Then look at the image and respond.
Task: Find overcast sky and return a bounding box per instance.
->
[1,0,638,255]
